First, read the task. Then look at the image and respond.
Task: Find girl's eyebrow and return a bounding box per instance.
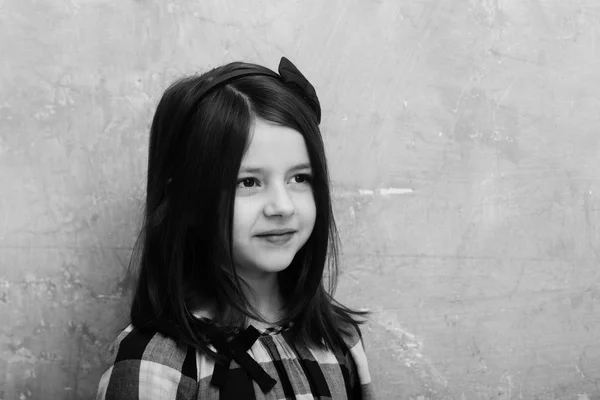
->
[239,163,312,174]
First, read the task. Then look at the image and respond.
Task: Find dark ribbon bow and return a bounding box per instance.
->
[278,57,322,124]
[147,315,278,393]
[209,326,277,393]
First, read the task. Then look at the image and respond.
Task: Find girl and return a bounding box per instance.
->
[97,57,374,399]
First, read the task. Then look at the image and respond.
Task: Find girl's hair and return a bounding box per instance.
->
[128,60,367,357]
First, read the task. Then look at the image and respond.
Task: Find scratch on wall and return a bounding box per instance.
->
[334,187,414,198]
[371,308,447,386]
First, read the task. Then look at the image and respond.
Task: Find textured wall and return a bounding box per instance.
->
[2,0,600,399]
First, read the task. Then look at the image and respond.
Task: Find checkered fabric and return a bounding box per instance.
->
[96,321,374,399]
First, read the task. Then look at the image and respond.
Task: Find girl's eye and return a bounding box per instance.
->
[236,175,312,190]
[293,174,312,184]
[237,178,258,188]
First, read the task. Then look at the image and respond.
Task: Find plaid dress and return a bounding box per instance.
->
[96,320,374,400]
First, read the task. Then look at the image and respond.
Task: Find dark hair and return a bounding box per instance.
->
[128,61,367,358]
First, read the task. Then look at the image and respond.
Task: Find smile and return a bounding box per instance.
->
[257,232,294,245]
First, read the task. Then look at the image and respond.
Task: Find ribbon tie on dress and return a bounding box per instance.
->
[208,326,277,393]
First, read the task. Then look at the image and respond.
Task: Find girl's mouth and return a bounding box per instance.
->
[257,232,294,245]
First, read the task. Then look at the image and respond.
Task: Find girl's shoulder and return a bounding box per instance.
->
[104,324,193,366]
[97,324,199,400]
[336,322,376,400]
[335,319,365,350]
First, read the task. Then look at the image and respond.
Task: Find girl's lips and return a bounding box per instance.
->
[258,232,294,245]
[256,229,296,236]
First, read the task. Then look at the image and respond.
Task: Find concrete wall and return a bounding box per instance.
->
[1,0,599,399]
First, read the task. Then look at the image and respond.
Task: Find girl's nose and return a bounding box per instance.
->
[264,185,295,217]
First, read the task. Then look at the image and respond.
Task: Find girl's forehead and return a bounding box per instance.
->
[241,119,311,169]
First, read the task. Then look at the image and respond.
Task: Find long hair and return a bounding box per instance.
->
[128,61,367,358]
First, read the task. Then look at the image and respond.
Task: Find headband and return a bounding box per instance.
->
[198,57,321,124]
[165,58,320,188]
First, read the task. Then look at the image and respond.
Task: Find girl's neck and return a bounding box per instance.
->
[239,272,285,324]
[189,272,286,327]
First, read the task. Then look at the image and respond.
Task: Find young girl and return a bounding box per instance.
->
[97,57,374,399]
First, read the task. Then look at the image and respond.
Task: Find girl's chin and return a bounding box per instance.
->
[237,258,295,275]
[251,263,293,274]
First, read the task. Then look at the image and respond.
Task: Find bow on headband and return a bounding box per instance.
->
[277,57,321,124]
[192,57,322,124]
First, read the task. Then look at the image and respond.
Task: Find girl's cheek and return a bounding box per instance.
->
[296,190,315,204]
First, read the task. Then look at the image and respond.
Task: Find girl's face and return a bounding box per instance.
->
[232,118,317,280]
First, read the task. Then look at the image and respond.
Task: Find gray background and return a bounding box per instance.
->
[1,0,600,399]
